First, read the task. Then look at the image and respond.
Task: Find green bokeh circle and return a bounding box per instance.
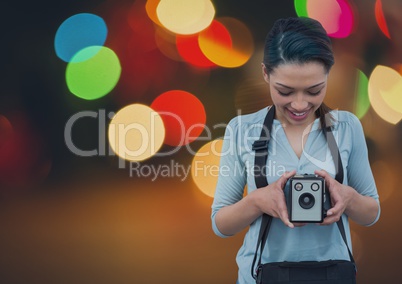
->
[66,46,121,100]
[294,0,308,17]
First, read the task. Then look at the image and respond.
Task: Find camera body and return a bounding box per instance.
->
[287,174,327,223]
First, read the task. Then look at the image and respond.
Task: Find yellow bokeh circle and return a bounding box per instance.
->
[191,139,223,197]
[156,0,215,35]
[368,65,402,124]
[108,104,165,162]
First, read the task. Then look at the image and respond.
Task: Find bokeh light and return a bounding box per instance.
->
[0,115,13,149]
[108,104,165,162]
[376,69,402,114]
[191,139,223,197]
[353,69,370,119]
[198,19,232,61]
[146,0,163,26]
[151,90,206,146]
[176,34,216,68]
[0,112,51,190]
[294,0,308,17]
[295,0,354,38]
[66,46,121,100]
[54,13,108,62]
[156,0,215,35]
[375,0,391,39]
[199,18,254,68]
[368,65,402,124]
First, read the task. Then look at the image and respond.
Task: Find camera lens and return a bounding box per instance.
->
[299,193,315,209]
[311,182,319,191]
[294,182,303,191]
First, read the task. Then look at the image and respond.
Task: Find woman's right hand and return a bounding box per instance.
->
[253,170,297,228]
[214,170,301,236]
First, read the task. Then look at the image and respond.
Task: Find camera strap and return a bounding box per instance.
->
[251,105,355,280]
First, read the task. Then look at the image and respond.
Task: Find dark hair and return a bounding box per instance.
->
[263,17,334,128]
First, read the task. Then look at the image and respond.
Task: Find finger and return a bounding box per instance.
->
[319,213,335,225]
[326,201,343,217]
[321,202,343,225]
[318,220,331,226]
[278,205,294,229]
[278,170,296,188]
[314,169,335,188]
[320,214,341,226]
[285,169,297,178]
[314,169,329,181]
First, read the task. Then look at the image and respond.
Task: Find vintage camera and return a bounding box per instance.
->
[286,174,328,223]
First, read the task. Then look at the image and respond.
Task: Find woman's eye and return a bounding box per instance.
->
[308,90,322,96]
[278,90,291,96]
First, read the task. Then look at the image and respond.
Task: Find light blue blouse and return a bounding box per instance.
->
[211,107,380,284]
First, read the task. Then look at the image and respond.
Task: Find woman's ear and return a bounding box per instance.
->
[261,63,270,83]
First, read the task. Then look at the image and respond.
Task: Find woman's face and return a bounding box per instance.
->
[262,61,328,128]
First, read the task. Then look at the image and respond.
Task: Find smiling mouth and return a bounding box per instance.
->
[291,111,307,116]
[287,108,311,120]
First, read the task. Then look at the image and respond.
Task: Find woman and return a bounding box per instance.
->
[211,17,380,284]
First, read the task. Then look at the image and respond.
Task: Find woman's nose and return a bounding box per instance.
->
[291,94,308,110]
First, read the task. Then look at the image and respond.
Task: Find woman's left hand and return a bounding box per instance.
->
[314,169,355,225]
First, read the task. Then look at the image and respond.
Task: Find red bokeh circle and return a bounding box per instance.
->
[151,90,206,146]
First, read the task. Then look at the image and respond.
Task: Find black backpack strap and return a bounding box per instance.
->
[253,105,275,188]
[324,126,356,266]
[250,106,275,279]
[251,108,355,280]
[251,213,272,280]
[323,124,343,184]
